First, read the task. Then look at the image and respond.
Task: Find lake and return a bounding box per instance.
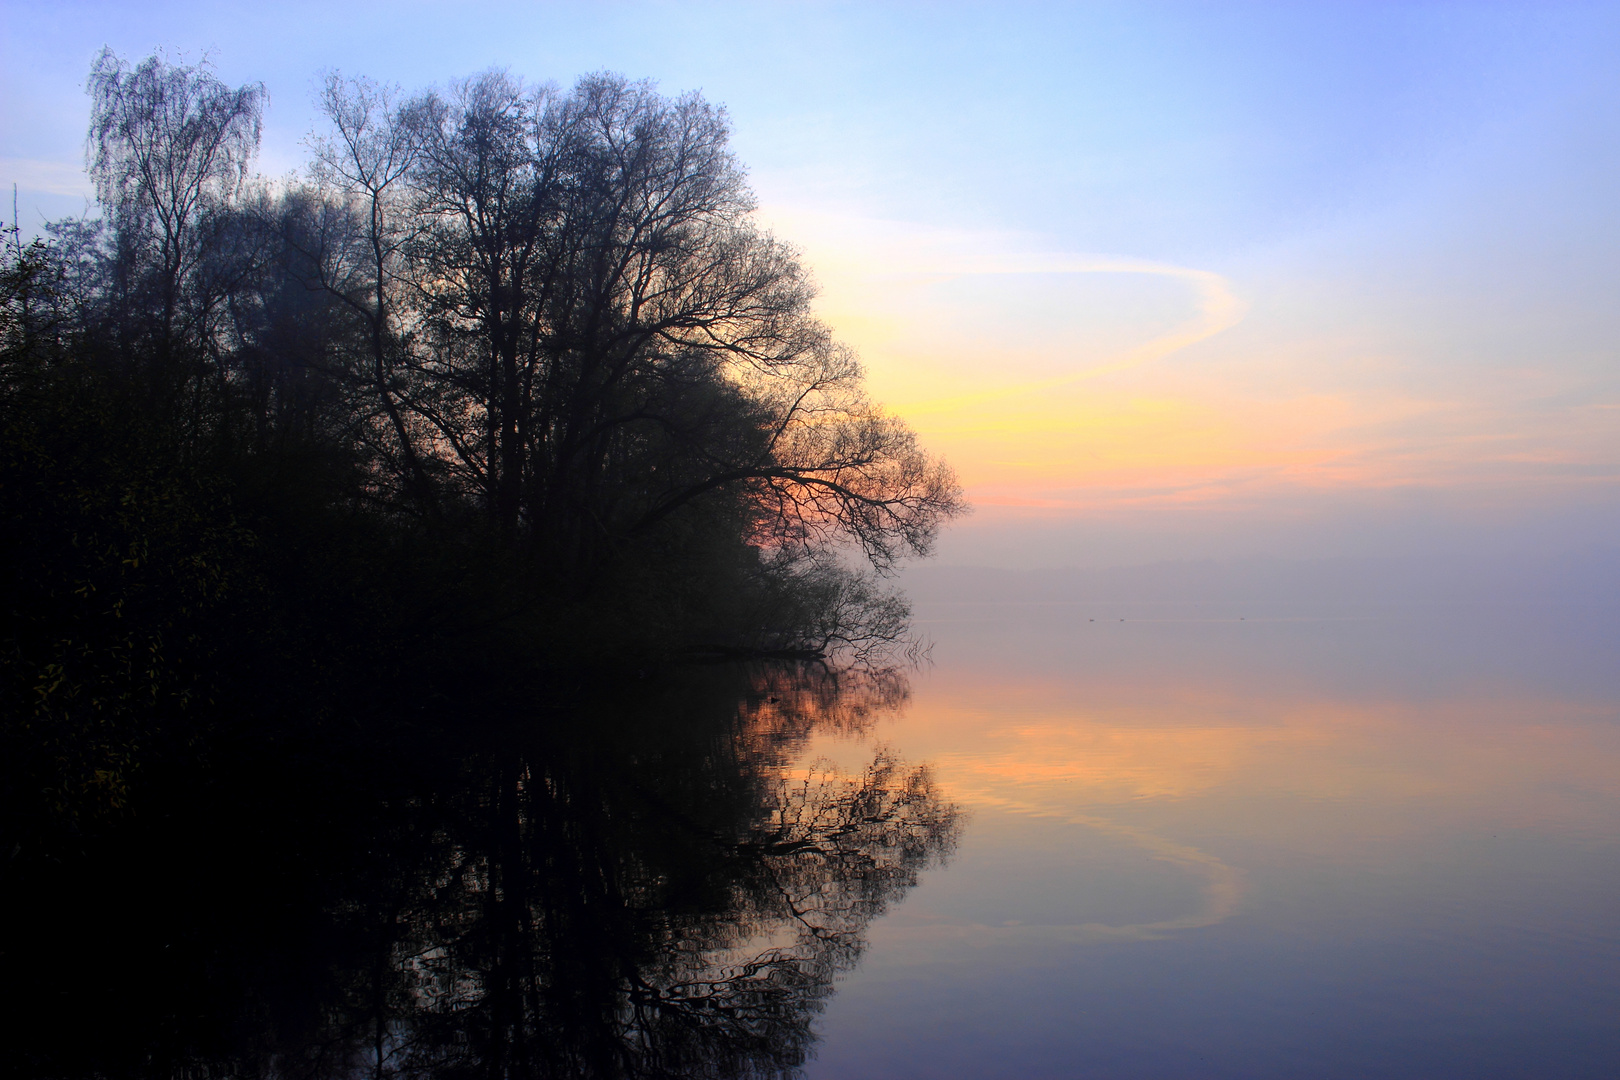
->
[10,583,1619,1077]
[803,589,1620,1078]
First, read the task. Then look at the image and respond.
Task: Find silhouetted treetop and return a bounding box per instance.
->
[85,48,266,360]
[7,51,966,686]
[297,68,963,575]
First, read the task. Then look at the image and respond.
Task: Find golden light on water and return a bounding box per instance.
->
[806,625,1620,950]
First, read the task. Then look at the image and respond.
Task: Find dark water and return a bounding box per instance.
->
[9,598,1620,1078]
[3,667,957,1079]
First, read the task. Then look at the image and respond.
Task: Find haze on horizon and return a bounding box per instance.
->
[6,0,1618,570]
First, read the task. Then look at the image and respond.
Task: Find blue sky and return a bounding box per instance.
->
[6,1,1619,567]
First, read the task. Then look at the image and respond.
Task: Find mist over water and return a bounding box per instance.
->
[9,5,1620,1074]
[8,556,1619,1076]
[802,562,1620,1078]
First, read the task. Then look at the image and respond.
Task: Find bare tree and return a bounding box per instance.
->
[86,48,265,361]
[402,70,560,537]
[302,73,437,506]
[351,71,963,573]
[61,54,964,656]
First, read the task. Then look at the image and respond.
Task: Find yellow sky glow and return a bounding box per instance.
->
[761,208,1620,517]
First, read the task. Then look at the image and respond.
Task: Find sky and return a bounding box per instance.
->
[5,1,1619,569]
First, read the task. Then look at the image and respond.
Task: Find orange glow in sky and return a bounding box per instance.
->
[760,211,1620,530]
[10,1,1620,565]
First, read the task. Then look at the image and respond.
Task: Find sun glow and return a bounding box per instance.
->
[757,207,1620,525]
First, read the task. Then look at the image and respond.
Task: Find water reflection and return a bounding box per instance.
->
[6,666,959,1079]
[804,599,1620,1079]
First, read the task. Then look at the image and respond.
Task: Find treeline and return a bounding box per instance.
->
[0,51,960,837]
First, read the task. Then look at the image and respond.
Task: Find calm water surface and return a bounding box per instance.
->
[804,598,1620,1078]
[13,597,1619,1077]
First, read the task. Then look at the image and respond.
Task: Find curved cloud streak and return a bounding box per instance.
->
[897,257,1247,417]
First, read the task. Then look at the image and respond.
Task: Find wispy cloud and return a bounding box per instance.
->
[758,203,1620,534]
[898,258,1246,417]
[0,158,93,198]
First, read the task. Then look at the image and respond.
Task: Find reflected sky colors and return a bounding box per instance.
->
[801,595,1620,1078]
[7,1,1620,564]
[10,6,1620,1073]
